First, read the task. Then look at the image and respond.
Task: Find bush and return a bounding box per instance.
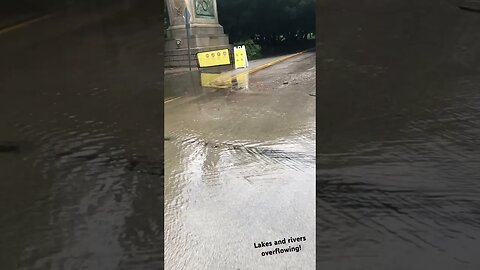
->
[234,39,262,59]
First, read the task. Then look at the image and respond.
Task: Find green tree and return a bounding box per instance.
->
[218,0,315,46]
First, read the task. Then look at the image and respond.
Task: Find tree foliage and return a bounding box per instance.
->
[234,39,262,59]
[217,0,315,46]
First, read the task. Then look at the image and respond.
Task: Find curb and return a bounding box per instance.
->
[164,48,313,104]
[0,14,53,35]
[216,48,312,85]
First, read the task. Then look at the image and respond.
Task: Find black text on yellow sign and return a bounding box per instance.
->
[234,46,248,69]
[197,49,231,68]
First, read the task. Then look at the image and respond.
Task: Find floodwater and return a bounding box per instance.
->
[317,1,480,269]
[164,53,316,269]
[0,2,163,270]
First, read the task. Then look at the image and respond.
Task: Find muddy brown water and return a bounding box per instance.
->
[317,1,480,269]
[2,0,480,269]
[164,52,316,269]
[0,3,163,270]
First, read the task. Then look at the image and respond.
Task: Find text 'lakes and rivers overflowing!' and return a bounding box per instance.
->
[253,236,306,257]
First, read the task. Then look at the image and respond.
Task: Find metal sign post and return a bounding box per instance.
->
[184,8,192,71]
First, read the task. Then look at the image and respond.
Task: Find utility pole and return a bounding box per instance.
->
[184,7,192,71]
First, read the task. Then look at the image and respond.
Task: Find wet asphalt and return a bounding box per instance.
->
[164,52,316,269]
[317,0,480,269]
[0,2,163,269]
[2,0,480,269]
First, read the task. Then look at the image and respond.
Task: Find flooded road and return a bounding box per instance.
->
[317,1,480,269]
[164,52,316,269]
[0,2,163,269]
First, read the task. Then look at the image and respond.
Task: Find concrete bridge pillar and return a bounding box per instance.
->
[165,0,230,67]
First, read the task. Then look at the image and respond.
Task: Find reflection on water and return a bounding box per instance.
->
[164,66,250,100]
[0,2,163,269]
[164,52,316,269]
[200,72,249,90]
[317,85,480,267]
[317,1,480,268]
[165,133,315,269]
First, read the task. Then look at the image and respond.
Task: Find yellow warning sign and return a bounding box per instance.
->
[197,49,231,68]
[234,46,248,69]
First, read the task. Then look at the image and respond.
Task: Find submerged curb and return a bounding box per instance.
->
[164,48,313,104]
[212,48,312,87]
